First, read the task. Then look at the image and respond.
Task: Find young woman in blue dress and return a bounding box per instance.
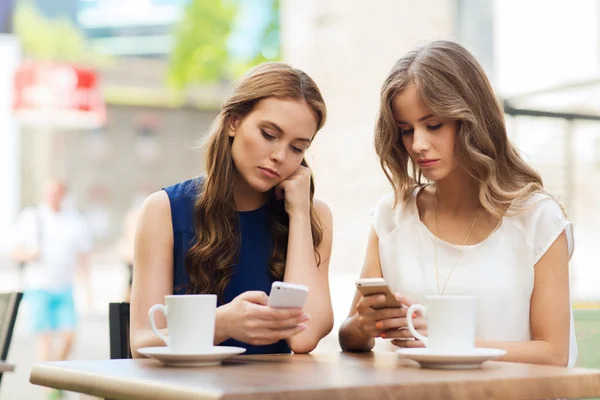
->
[131,63,334,356]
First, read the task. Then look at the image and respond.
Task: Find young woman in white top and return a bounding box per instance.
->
[338,40,576,366]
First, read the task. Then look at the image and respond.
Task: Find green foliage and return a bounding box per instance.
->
[168,0,236,90]
[574,309,600,368]
[574,308,600,400]
[168,0,280,89]
[14,1,107,64]
[230,0,280,77]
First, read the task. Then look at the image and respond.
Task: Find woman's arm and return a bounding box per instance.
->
[130,191,176,357]
[338,227,384,352]
[475,231,571,366]
[283,199,334,353]
[129,191,232,357]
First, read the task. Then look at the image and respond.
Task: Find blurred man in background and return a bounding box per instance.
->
[9,179,91,399]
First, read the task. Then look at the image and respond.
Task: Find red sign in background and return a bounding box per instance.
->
[13,61,106,129]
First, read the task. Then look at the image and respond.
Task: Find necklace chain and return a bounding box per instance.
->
[434,189,482,295]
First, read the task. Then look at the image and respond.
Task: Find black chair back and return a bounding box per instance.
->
[0,292,23,385]
[109,302,131,359]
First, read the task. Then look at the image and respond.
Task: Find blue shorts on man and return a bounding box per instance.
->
[26,289,77,333]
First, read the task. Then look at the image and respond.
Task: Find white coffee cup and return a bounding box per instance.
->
[148,294,217,354]
[406,295,477,352]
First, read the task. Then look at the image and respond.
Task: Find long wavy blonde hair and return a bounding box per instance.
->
[375,40,546,218]
[185,63,326,302]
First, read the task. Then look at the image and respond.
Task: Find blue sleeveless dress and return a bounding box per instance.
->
[163,177,291,354]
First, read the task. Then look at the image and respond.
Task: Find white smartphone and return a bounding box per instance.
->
[355,278,402,309]
[267,281,309,308]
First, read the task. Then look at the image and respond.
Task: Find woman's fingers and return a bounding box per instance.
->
[246,323,307,345]
[261,306,304,321]
[372,306,406,320]
[375,317,426,331]
[267,313,311,330]
[357,294,386,311]
[392,338,426,348]
[380,327,428,339]
[269,324,307,340]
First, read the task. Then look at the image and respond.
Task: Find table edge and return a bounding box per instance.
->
[29,362,224,400]
[0,362,15,373]
[27,358,600,400]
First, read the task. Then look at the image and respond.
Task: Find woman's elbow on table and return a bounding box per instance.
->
[553,356,569,367]
[289,338,319,354]
[130,335,145,359]
[130,338,142,359]
[549,348,569,367]
[535,334,570,366]
[289,322,333,354]
[130,329,165,359]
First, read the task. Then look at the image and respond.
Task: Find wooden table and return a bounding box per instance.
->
[30,352,600,400]
[0,361,15,373]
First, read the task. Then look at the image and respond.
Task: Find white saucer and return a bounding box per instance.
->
[138,346,246,367]
[396,347,506,370]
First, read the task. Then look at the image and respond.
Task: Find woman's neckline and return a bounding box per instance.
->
[237,201,269,214]
[412,185,504,249]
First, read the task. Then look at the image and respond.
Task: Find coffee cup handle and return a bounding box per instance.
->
[406,304,428,346]
[148,304,169,346]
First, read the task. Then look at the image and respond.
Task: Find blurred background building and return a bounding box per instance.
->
[0,0,599,398]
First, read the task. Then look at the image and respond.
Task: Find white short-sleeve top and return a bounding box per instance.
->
[373,187,577,366]
[9,205,92,291]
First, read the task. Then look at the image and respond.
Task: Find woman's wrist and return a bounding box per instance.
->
[350,313,371,339]
[288,207,311,222]
[214,304,231,344]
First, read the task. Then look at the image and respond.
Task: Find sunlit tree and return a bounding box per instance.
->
[168,0,236,89]
[168,0,280,89]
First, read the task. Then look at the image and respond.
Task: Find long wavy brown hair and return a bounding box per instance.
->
[375,40,548,218]
[185,63,327,302]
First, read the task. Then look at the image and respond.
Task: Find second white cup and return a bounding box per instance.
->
[406,295,477,353]
[148,294,217,354]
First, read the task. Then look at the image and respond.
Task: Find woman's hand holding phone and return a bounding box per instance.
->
[219,291,310,346]
[355,292,406,338]
[354,280,427,344]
